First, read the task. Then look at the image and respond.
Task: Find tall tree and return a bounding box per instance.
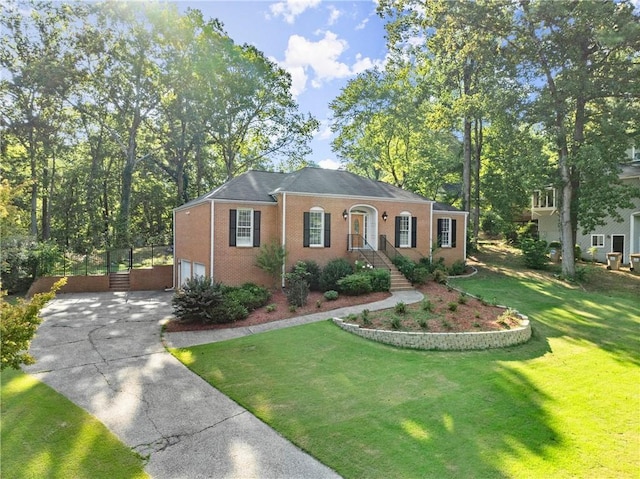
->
[513,0,640,275]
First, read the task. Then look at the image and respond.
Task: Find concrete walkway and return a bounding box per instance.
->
[25,289,422,479]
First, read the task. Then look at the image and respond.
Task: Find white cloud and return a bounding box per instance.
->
[279,31,386,96]
[268,0,321,24]
[315,119,333,140]
[319,158,342,170]
[355,18,369,30]
[327,5,342,26]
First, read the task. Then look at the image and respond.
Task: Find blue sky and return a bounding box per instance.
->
[177,0,389,169]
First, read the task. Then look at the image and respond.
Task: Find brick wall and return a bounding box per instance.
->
[432,212,467,265]
[174,201,212,286]
[130,265,173,290]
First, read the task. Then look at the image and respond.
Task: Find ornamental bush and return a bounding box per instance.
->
[226,283,271,312]
[284,261,310,307]
[520,237,549,269]
[298,260,322,291]
[337,273,373,296]
[323,290,339,301]
[366,268,390,292]
[320,258,353,292]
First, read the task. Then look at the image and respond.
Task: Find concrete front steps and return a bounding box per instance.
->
[109,272,130,291]
[374,254,414,292]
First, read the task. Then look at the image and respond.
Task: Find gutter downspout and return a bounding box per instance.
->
[429,203,433,262]
[170,208,176,290]
[281,192,286,288]
[464,212,469,262]
[210,199,215,280]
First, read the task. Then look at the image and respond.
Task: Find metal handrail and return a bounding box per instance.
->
[347,234,390,271]
[379,235,404,262]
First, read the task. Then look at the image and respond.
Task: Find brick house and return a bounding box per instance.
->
[173,167,468,288]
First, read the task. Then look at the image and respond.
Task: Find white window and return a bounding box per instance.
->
[309,208,324,247]
[591,234,605,248]
[439,218,451,248]
[193,262,206,278]
[533,188,556,208]
[399,214,411,248]
[180,260,191,286]
[236,208,253,247]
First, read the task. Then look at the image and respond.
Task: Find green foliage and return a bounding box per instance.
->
[520,238,549,270]
[366,268,391,292]
[516,223,539,245]
[255,240,288,288]
[457,293,468,305]
[411,266,431,285]
[0,237,62,293]
[284,261,310,307]
[320,258,353,292]
[172,277,252,324]
[392,255,415,280]
[394,302,407,314]
[417,317,428,330]
[266,304,277,313]
[1,278,66,370]
[421,299,433,312]
[299,260,322,291]
[433,269,448,284]
[448,260,466,276]
[390,316,402,330]
[337,273,373,296]
[361,309,371,326]
[225,283,271,312]
[447,302,458,312]
[323,290,339,301]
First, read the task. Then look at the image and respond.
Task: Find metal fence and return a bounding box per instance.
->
[48,245,173,276]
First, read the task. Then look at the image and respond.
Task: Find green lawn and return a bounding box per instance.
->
[1,368,149,479]
[172,246,640,478]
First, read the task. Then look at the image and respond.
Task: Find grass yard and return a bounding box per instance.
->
[172,244,640,479]
[1,368,149,479]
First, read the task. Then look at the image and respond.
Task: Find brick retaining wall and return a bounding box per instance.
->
[333,314,531,351]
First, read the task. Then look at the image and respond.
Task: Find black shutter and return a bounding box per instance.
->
[253,211,261,247]
[451,219,457,248]
[303,212,310,247]
[394,216,401,247]
[411,217,417,248]
[324,213,331,247]
[437,218,443,247]
[229,209,237,246]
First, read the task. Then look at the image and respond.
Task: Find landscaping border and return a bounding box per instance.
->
[332,311,531,351]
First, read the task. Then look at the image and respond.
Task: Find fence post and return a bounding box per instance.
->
[151,244,154,268]
[85,255,88,276]
[129,248,133,270]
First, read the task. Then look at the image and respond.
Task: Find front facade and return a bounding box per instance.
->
[533,152,640,264]
[173,168,468,288]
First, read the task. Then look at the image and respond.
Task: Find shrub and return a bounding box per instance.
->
[391,316,402,330]
[448,260,466,276]
[417,317,428,330]
[299,260,322,291]
[284,261,310,307]
[1,278,66,370]
[367,268,390,292]
[316,299,322,308]
[392,255,415,280]
[433,269,448,284]
[419,256,446,274]
[516,222,538,245]
[411,266,431,285]
[266,304,277,313]
[448,302,458,312]
[394,301,407,314]
[457,293,468,305]
[255,240,288,288]
[520,237,549,269]
[324,290,339,301]
[361,309,371,325]
[226,283,271,312]
[338,273,373,296]
[172,277,225,323]
[320,258,353,291]
[217,297,249,322]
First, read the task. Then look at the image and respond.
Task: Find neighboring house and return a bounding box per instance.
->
[173,167,468,287]
[532,148,640,264]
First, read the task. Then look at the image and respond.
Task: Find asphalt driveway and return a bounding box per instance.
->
[25,291,341,479]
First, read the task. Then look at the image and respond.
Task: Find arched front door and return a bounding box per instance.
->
[351,212,366,248]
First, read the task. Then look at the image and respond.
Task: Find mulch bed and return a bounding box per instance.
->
[164,290,391,332]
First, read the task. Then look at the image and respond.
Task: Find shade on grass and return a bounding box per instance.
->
[173,266,640,479]
[1,368,149,479]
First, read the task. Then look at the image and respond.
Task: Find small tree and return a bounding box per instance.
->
[284,261,310,307]
[255,240,288,288]
[1,278,66,370]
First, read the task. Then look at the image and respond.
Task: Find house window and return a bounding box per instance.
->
[399,214,410,248]
[533,188,556,208]
[395,213,417,248]
[309,209,324,247]
[591,234,605,248]
[193,262,205,278]
[236,208,253,247]
[180,260,191,286]
[437,218,457,248]
[304,210,331,248]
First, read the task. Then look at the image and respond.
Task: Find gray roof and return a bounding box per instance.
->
[178,167,462,209]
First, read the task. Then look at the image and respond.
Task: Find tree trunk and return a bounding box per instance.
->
[462,117,472,214]
[473,118,482,249]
